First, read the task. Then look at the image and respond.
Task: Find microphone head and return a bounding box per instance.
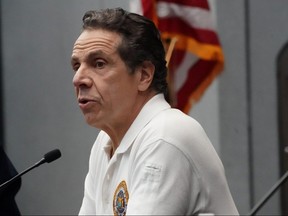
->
[43,149,61,163]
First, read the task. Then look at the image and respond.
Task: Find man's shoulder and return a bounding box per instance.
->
[151,108,204,133]
[139,108,208,146]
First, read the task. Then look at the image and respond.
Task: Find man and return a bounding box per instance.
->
[71,8,238,215]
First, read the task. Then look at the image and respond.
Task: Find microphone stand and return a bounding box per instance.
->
[249,170,288,215]
[0,158,45,193]
[0,149,61,193]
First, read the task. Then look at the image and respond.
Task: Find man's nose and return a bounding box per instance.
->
[72,66,92,88]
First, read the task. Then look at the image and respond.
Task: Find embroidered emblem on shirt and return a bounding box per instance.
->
[113,180,129,216]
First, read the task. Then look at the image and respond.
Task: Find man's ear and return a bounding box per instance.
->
[137,61,155,92]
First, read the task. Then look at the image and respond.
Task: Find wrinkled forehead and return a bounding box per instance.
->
[72,29,122,56]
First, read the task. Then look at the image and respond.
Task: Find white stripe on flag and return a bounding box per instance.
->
[175,52,198,91]
[157,2,215,30]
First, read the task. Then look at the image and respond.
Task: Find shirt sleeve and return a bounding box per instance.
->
[126,140,203,215]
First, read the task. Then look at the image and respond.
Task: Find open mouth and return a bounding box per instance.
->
[78,97,100,107]
[79,98,89,105]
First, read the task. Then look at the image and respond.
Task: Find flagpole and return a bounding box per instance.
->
[164,37,177,106]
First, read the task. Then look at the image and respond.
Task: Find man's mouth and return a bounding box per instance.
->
[78,97,100,109]
[78,98,89,105]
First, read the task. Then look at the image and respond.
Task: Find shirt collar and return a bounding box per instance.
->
[114,93,170,154]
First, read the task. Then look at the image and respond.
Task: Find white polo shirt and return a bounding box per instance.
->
[79,94,238,215]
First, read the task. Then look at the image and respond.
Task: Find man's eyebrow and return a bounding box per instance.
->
[70,55,78,65]
[70,50,106,65]
[87,50,105,58]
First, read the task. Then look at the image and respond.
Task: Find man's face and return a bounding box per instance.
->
[71,29,141,131]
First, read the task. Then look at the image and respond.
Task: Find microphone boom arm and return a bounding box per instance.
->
[0,149,61,193]
[249,170,288,215]
[0,159,44,192]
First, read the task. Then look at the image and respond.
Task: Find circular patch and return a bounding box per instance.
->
[113,180,129,216]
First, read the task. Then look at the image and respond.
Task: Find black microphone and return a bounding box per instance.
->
[0,149,61,192]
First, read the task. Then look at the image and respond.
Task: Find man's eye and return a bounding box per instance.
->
[94,60,105,68]
[72,63,80,71]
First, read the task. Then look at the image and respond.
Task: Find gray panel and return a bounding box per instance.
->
[1,0,128,214]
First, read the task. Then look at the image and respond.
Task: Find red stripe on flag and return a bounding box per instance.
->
[141,0,158,23]
[168,49,185,75]
[176,59,218,111]
[159,17,220,45]
[158,0,209,9]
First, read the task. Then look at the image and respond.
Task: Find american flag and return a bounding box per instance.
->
[130,0,224,113]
